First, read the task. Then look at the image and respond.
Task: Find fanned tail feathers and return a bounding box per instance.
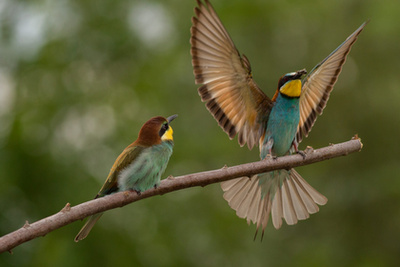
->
[221,169,327,239]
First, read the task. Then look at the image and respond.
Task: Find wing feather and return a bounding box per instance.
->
[97,145,144,197]
[191,0,272,149]
[297,22,367,143]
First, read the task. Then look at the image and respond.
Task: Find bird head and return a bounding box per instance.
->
[136,114,178,146]
[277,69,307,98]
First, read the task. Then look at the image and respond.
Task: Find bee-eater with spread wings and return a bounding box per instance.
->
[190,0,366,238]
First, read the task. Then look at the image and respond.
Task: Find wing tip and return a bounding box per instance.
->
[298,21,366,142]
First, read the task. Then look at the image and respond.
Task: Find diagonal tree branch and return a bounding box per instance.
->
[0,137,363,254]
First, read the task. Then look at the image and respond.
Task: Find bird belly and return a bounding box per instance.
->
[118,142,173,193]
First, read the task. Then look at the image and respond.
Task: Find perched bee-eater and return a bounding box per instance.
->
[191,0,366,237]
[74,115,177,242]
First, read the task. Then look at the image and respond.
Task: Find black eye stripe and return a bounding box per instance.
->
[159,123,169,137]
[278,76,291,89]
[278,71,305,89]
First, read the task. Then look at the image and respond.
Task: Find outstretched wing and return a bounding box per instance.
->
[191,0,273,149]
[296,22,367,143]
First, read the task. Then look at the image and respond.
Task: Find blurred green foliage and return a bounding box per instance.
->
[1,0,400,266]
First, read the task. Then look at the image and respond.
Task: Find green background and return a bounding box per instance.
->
[1,0,399,266]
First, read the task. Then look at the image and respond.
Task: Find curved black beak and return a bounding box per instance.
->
[167,114,178,123]
[294,69,307,79]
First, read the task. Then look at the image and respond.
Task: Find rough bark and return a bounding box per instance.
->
[0,137,363,253]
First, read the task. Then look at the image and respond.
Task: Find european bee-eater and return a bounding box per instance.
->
[190,0,366,237]
[74,115,177,242]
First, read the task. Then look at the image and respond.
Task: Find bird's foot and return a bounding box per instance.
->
[296,150,306,159]
[264,153,277,160]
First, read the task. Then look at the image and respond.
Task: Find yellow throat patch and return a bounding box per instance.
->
[280,80,302,97]
[161,126,174,141]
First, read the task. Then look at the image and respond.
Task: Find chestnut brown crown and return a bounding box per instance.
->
[135,115,177,147]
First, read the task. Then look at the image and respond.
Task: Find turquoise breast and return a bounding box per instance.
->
[260,93,300,158]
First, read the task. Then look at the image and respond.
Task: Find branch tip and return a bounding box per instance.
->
[351,134,363,150]
[61,203,71,213]
[23,221,30,228]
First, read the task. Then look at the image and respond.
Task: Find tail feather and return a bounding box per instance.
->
[228,178,253,211]
[221,168,327,238]
[286,177,309,220]
[222,176,264,226]
[271,181,283,229]
[221,177,249,202]
[281,179,298,225]
[74,213,104,242]
[236,177,259,222]
[256,190,270,230]
[291,170,328,205]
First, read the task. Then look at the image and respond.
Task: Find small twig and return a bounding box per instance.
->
[0,137,363,253]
